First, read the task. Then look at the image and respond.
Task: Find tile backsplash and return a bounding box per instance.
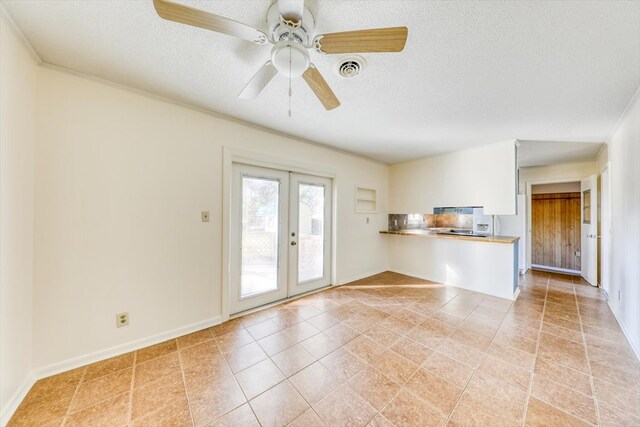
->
[388,213,471,231]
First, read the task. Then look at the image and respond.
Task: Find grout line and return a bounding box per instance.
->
[60,363,135,424]
[573,277,602,426]
[60,366,88,425]
[126,351,137,425]
[520,274,549,427]
[529,276,603,426]
[218,327,282,426]
[175,339,196,427]
[371,291,491,424]
[440,295,519,425]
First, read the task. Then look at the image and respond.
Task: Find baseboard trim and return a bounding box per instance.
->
[34,316,222,380]
[513,287,521,301]
[531,264,581,276]
[606,301,640,362]
[1,372,36,427]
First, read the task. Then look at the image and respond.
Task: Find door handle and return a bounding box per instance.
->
[290,241,297,246]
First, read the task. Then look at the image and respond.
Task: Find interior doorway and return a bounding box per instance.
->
[530,182,582,274]
[229,163,332,315]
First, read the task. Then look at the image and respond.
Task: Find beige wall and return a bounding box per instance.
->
[519,161,597,193]
[389,140,518,215]
[32,66,389,372]
[531,182,581,194]
[605,88,640,358]
[0,11,37,423]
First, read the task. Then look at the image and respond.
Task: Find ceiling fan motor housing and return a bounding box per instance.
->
[267,3,315,45]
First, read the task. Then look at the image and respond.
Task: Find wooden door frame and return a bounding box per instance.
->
[525,178,584,273]
[531,192,581,273]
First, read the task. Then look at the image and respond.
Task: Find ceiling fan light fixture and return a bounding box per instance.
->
[271,41,310,78]
[153,0,409,111]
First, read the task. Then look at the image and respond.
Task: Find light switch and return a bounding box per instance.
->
[201,211,210,222]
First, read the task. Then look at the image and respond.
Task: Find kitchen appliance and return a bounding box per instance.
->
[472,207,493,236]
[433,206,493,236]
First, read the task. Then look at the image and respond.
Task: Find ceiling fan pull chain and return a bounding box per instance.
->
[288,43,292,117]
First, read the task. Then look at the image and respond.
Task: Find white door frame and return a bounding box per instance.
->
[580,174,598,287]
[288,173,333,296]
[581,175,598,286]
[229,164,290,314]
[600,164,611,297]
[525,177,584,272]
[222,147,337,321]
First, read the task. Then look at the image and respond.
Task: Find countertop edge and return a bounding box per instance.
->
[379,230,520,244]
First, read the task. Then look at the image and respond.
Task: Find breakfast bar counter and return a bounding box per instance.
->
[382,229,520,300]
[379,229,519,244]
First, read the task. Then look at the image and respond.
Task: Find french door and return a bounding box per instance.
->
[230,163,332,314]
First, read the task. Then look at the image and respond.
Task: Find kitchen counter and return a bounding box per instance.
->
[382,229,520,300]
[380,229,519,244]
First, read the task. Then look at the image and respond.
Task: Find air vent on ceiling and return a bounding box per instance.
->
[335,55,366,78]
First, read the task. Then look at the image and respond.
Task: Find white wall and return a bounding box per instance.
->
[389,140,517,215]
[0,11,37,423]
[388,236,517,300]
[519,161,597,193]
[33,66,389,372]
[531,182,581,194]
[604,88,640,358]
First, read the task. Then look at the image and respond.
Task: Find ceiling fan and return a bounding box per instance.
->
[153,0,408,110]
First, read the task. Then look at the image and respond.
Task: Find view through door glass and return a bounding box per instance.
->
[230,164,330,315]
[241,176,280,297]
[298,183,325,283]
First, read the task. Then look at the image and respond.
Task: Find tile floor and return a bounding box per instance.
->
[8,271,640,426]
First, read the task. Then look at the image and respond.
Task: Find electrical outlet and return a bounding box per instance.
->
[116,312,129,328]
[201,211,210,222]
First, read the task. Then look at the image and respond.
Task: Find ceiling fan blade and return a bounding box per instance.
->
[302,65,340,110]
[314,27,408,54]
[278,0,304,23]
[238,61,279,100]
[153,0,269,45]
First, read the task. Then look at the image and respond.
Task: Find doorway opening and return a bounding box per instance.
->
[530,182,582,275]
[229,163,333,315]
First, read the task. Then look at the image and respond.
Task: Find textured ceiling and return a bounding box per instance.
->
[3,0,640,164]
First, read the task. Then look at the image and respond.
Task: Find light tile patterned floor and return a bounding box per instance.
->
[9,271,640,426]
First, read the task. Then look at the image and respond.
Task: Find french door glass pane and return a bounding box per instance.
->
[241,176,279,298]
[298,183,325,283]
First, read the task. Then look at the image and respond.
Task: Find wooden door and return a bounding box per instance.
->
[532,192,581,271]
